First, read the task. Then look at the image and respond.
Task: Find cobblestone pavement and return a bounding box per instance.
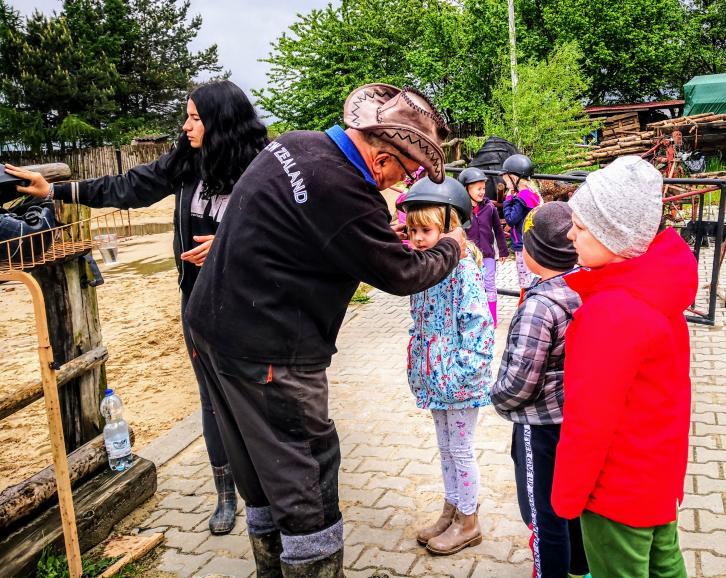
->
[129,255,726,578]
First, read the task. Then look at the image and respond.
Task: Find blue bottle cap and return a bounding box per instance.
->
[104,388,114,396]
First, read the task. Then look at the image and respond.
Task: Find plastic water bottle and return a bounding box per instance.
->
[100,388,133,472]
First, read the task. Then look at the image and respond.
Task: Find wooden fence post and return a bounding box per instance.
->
[21,165,106,453]
[31,249,106,451]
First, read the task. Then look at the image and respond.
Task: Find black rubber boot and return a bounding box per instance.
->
[281,549,345,578]
[249,530,284,578]
[208,464,237,534]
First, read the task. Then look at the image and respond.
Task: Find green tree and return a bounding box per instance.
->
[0,0,223,152]
[64,0,224,136]
[679,0,726,80]
[484,42,597,172]
[255,0,429,130]
[256,0,514,129]
[0,6,117,152]
[405,0,507,123]
[516,0,688,103]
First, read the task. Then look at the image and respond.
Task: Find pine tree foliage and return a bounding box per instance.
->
[0,0,222,152]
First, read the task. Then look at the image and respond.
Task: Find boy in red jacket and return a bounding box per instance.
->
[552,156,698,577]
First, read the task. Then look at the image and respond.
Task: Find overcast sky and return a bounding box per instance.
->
[12,0,338,113]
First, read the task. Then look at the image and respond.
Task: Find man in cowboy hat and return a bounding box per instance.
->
[184,84,466,576]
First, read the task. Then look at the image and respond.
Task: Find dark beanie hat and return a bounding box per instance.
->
[523,201,577,271]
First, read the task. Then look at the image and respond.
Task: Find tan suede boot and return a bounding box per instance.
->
[416,501,456,545]
[426,508,482,555]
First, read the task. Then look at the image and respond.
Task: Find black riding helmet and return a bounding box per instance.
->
[398,176,472,231]
[499,154,533,178]
[0,164,29,203]
[458,167,488,187]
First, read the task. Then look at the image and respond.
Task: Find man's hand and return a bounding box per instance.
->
[441,227,467,258]
[180,235,214,267]
[4,164,50,198]
[391,221,408,242]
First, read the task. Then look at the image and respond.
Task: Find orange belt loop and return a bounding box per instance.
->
[266,364,273,383]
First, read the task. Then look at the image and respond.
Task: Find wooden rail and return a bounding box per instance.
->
[0,347,108,421]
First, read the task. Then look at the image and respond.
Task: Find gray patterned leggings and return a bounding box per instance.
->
[515,250,535,289]
[432,408,480,515]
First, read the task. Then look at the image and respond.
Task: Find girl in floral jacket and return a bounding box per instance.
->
[403,179,495,557]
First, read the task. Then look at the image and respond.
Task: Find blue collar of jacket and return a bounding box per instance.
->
[325,125,377,187]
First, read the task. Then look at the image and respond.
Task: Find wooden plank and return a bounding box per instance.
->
[0,346,108,421]
[0,457,156,578]
[98,533,164,578]
[0,428,135,530]
[605,111,640,123]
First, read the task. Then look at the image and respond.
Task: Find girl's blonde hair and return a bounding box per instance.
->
[505,175,540,194]
[406,205,483,267]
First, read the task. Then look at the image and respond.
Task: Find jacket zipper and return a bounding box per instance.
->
[177,184,186,288]
[420,290,428,379]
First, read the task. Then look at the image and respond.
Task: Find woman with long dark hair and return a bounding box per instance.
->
[7,80,268,535]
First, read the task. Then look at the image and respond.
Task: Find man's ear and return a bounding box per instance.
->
[370,152,389,175]
[372,151,388,168]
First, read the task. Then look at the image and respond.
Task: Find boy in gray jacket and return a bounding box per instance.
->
[491,201,589,578]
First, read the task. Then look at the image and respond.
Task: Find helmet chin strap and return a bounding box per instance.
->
[513,176,522,192]
[444,205,451,233]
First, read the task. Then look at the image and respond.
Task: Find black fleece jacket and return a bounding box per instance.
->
[185,130,459,366]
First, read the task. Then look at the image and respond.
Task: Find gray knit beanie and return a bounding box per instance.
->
[569,156,663,258]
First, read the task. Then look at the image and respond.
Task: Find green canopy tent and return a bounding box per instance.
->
[683,74,726,116]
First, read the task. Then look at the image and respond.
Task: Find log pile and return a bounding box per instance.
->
[648,112,726,132]
[538,178,579,202]
[649,113,726,155]
[567,131,655,167]
[568,113,726,168]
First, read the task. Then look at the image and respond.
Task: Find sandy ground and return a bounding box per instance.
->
[0,198,198,489]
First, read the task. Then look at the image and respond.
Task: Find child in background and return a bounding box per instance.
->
[552,156,698,578]
[399,176,495,556]
[491,202,589,578]
[501,154,542,289]
[459,167,509,327]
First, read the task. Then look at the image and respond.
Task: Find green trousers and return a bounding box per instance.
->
[581,510,687,578]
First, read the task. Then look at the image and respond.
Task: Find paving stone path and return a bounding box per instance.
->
[127,256,726,578]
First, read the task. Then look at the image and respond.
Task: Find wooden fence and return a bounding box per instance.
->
[1,144,169,180]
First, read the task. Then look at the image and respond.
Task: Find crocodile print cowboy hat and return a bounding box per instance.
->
[343,83,450,183]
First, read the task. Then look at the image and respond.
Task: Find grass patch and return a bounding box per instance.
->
[351,282,373,304]
[35,548,139,578]
[705,154,726,174]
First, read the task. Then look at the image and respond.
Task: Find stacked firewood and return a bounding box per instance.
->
[565,131,655,168]
[648,113,726,132]
[568,113,726,168]
[538,178,578,202]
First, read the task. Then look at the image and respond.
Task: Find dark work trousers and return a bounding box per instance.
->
[511,423,589,578]
[189,328,343,564]
[180,293,228,468]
